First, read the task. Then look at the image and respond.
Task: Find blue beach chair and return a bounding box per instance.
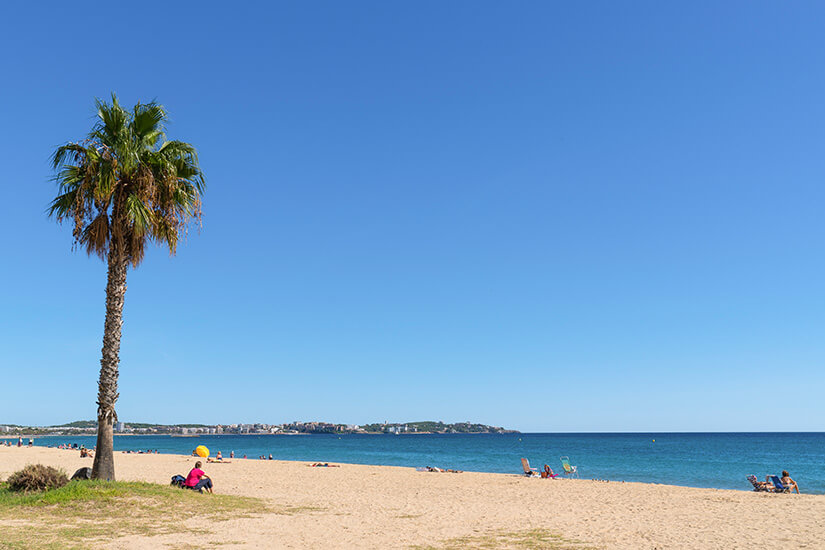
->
[770,476,791,493]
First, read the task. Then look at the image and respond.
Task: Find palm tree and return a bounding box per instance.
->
[49,95,205,480]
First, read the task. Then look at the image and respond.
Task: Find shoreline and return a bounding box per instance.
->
[12,433,824,495]
[1,446,824,548]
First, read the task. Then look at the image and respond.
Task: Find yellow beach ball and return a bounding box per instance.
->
[195,445,209,458]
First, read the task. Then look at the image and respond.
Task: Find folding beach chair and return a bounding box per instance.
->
[770,476,792,493]
[521,458,539,477]
[746,475,773,492]
[560,456,578,478]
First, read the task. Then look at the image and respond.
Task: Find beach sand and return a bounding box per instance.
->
[1,446,823,549]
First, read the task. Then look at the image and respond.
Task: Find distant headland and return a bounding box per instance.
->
[1,420,518,436]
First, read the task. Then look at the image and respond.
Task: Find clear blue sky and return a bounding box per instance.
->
[1,1,824,432]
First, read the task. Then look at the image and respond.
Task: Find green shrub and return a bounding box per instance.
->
[6,464,69,493]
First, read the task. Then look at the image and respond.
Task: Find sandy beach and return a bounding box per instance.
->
[1,446,823,549]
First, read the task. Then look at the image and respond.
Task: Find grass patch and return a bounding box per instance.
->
[275,504,326,515]
[412,528,596,550]
[0,480,266,550]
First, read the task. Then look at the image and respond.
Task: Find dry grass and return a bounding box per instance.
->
[412,528,597,550]
[0,480,266,549]
[275,504,326,515]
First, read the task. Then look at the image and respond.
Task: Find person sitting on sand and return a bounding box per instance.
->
[780,470,800,494]
[541,465,559,479]
[184,461,213,493]
[208,452,231,464]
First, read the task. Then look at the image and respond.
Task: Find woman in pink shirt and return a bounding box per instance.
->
[184,461,213,493]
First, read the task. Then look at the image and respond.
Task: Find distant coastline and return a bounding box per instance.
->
[0,419,518,437]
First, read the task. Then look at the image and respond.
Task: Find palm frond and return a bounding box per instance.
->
[158,140,205,193]
[52,143,88,171]
[94,95,127,145]
[80,212,110,260]
[95,159,116,201]
[125,193,154,237]
[47,187,80,220]
[131,102,166,145]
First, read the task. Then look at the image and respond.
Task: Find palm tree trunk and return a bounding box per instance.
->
[91,249,128,481]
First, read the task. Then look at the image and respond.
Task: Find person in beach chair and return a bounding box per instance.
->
[521,458,539,477]
[747,475,773,492]
[541,464,559,479]
[560,456,578,478]
[184,461,213,493]
[769,471,800,494]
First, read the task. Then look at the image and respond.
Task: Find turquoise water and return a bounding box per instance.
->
[17,432,825,494]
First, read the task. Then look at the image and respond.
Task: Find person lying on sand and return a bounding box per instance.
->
[308,463,340,467]
[184,461,213,493]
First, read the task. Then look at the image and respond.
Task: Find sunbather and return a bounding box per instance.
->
[747,475,773,491]
[779,470,800,494]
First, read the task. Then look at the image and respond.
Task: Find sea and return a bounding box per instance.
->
[12,432,825,494]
